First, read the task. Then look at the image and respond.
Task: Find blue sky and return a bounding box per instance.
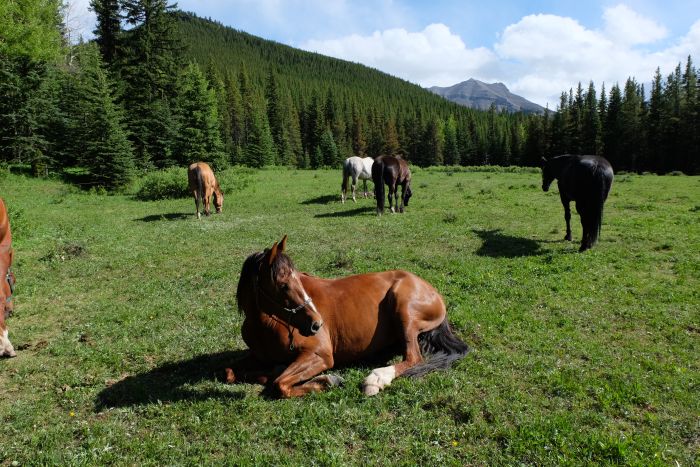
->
[68,0,700,107]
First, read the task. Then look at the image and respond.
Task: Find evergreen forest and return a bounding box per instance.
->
[1,1,698,190]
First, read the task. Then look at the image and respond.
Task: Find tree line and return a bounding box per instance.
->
[1,2,697,192]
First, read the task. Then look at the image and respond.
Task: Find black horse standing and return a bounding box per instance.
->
[372,155,413,215]
[542,155,614,252]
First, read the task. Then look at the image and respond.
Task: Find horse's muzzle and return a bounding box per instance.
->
[310,320,323,335]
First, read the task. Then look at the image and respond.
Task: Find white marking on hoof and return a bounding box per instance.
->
[362,366,396,396]
[1,329,16,357]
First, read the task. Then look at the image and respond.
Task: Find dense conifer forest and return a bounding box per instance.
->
[1,1,697,190]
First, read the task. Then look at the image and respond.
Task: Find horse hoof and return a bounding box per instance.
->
[312,374,344,387]
[564,235,572,241]
[363,384,380,396]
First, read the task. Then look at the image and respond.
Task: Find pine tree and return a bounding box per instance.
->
[383,117,401,156]
[319,128,339,167]
[117,0,183,168]
[581,81,602,155]
[176,63,225,168]
[89,0,121,67]
[443,115,459,165]
[72,44,135,189]
[603,84,623,168]
[244,108,275,168]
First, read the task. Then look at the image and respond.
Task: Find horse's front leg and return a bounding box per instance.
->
[224,352,284,385]
[273,351,337,398]
[351,177,358,203]
[398,184,406,213]
[0,323,16,358]
[561,194,572,241]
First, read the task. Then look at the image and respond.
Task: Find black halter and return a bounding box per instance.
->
[252,266,316,351]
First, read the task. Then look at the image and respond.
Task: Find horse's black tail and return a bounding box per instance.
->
[372,158,385,213]
[401,320,470,378]
[586,165,613,246]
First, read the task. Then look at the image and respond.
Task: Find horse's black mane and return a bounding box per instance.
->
[236,250,295,314]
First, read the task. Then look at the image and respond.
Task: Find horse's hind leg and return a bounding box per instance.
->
[363,323,422,396]
[389,185,397,213]
[351,176,358,203]
[561,195,572,241]
[192,192,201,219]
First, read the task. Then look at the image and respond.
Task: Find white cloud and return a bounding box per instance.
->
[302,5,700,108]
[494,9,696,106]
[302,23,498,87]
[603,4,668,46]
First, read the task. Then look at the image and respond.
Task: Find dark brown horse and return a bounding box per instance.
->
[226,236,469,398]
[187,162,223,218]
[0,197,16,357]
[542,155,614,252]
[372,155,412,214]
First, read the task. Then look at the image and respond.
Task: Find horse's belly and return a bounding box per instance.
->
[332,307,402,363]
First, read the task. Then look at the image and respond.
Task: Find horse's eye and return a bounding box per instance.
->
[281,283,289,291]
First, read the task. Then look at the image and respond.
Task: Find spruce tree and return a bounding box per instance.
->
[176,63,225,168]
[90,0,121,67]
[73,44,135,189]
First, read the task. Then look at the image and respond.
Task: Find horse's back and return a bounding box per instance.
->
[188,162,217,190]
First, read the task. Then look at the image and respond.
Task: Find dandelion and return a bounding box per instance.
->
[69,411,75,417]
[452,440,458,447]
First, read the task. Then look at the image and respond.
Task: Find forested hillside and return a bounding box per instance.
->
[1,1,697,191]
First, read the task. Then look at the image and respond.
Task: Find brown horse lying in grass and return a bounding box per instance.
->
[187,162,223,218]
[0,197,16,357]
[226,236,469,398]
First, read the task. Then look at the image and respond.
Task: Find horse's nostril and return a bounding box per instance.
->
[310,321,323,334]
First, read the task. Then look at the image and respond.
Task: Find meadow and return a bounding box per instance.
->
[0,166,698,465]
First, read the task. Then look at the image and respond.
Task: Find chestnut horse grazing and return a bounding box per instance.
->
[372,155,412,214]
[187,162,223,218]
[0,198,16,357]
[542,155,614,252]
[226,236,469,398]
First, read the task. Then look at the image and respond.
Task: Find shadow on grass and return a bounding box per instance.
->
[134,212,192,222]
[473,229,545,258]
[301,194,338,205]
[315,206,375,218]
[95,350,247,410]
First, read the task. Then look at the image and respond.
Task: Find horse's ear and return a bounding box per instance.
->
[268,241,279,265]
[279,235,287,253]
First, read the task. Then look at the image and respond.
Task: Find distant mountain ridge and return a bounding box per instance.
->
[428,79,545,114]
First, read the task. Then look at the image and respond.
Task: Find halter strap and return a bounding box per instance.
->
[5,268,13,304]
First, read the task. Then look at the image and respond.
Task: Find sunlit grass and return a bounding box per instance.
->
[1,167,698,464]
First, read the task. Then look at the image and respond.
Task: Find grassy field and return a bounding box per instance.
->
[0,166,698,465]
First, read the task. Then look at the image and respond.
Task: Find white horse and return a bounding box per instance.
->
[341,156,374,203]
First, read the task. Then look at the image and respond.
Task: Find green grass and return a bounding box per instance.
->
[1,167,698,465]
